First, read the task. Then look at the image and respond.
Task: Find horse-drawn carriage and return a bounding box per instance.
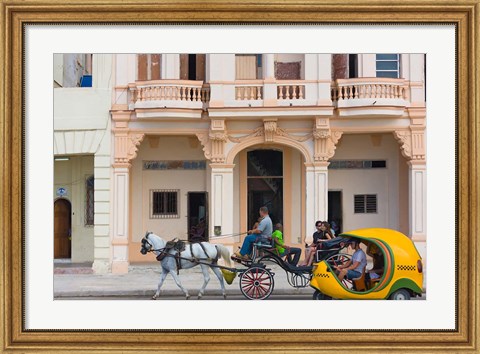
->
[140,228,424,300]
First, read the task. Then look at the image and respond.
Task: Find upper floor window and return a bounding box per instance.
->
[85,175,94,226]
[376,54,400,78]
[137,54,161,81]
[235,54,262,79]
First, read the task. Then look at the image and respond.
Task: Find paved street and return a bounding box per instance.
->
[54,263,425,300]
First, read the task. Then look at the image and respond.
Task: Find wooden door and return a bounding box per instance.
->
[54,199,71,258]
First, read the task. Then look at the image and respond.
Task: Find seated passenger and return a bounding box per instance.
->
[271,223,302,266]
[299,221,334,266]
[234,206,272,260]
[366,245,384,285]
[334,238,367,282]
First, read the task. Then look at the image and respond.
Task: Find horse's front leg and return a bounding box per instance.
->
[152,269,168,300]
[169,270,190,300]
[198,265,211,299]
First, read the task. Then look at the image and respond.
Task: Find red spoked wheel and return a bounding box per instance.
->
[239,267,274,300]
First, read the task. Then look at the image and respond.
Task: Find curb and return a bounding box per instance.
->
[54,287,315,298]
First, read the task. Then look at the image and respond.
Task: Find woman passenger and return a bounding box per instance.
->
[299,221,334,266]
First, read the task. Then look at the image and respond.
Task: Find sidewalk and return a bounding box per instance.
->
[54,263,313,298]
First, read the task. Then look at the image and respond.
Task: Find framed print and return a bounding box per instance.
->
[1,0,479,353]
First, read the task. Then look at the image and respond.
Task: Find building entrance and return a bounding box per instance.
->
[328,191,343,235]
[54,198,71,259]
[187,192,208,242]
[247,150,283,229]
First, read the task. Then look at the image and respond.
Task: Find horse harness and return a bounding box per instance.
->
[154,238,219,274]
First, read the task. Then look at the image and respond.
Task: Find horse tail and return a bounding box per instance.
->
[216,244,232,267]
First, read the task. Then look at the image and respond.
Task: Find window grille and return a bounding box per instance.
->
[354,194,377,214]
[85,175,94,226]
[151,189,179,219]
[376,54,400,78]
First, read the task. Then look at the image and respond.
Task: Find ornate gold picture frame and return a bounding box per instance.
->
[1,0,478,352]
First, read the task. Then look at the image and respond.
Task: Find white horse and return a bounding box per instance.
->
[140,232,232,300]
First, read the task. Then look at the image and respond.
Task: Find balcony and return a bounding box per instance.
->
[122,77,415,119]
[128,80,210,112]
[331,78,409,117]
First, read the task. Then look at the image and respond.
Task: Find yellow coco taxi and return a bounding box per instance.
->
[310,228,424,300]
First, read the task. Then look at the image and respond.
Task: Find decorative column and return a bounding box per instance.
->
[305,162,329,233]
[197,119,233,240]
[210,164,235,238]
[305,117,343,235]
[312,117,343,163]
[209,119,228,163]
[262,54,277,106]
[111,111,144,273]
[394,117,426,241]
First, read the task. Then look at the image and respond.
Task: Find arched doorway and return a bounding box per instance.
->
[54,198,71,259]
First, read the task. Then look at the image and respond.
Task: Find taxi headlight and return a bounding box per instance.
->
[417,260,423,273]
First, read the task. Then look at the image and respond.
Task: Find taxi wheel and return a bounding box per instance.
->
[389,289,411,300]
[313,290,332,300]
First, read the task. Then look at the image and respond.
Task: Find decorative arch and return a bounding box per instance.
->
[225,134,313,165]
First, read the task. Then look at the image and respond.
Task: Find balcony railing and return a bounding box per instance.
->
[121,77,412,113]
[277,81,305,100]
[129,80,209,109]
[331,78,408,103]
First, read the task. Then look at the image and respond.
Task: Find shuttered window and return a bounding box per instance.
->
[151,189,179,218]
[235,54,262,79]
[354,194,377,214]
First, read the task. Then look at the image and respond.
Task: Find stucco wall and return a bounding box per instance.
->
[130,136,208,258]
[329,133,403,232]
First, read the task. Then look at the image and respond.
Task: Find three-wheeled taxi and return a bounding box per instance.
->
[310,228,424,300]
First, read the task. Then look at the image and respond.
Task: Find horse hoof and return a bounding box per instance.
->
[223,294,227,300]
[198,294,203,300]
[152,295,157,300]
[185,295,190,300]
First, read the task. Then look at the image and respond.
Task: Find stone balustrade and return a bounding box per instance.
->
[234,83,263,100]
[331,78,408,102]
[128,80,209,109]
[277,81,305,100]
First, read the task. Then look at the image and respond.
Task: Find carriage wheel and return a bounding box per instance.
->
[239,267,274,300]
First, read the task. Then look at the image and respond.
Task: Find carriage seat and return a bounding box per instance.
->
[253,236,275,249]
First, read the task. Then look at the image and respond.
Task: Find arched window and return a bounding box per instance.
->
[85,175,94,226]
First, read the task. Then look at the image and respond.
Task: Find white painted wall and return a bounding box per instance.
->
[130,136,208,243]
[329,133,401,232]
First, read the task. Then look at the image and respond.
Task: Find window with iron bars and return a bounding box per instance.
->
[151,189,179,219]
[354,194,377,214]
[85,175,94,226]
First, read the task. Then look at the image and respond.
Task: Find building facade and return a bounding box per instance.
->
[54,53,426,274]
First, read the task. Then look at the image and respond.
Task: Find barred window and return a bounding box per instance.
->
[354,194,377,214]
[85,175,94,226]
[151,189,179,219]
